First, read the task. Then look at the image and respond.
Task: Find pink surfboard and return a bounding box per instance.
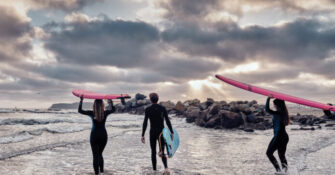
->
[215,74,335,111]
[72,89,130,100]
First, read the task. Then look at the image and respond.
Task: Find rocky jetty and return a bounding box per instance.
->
[47,94,334,132]
[113,96,334,132]
[175,99,273,131]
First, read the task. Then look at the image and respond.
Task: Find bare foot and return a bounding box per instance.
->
[163,168,170,175]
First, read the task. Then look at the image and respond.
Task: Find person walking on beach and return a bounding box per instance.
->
[78,96,115,175]
[265,95,290,173]
[141,93,174,174]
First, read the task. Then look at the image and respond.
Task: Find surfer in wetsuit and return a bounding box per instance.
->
[265,95,290,173]
[78,96,115,175]
[141,93,174,174]
[323,103,335,119]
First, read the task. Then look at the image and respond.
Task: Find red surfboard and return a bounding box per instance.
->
[215,74,335,111]
[72,89,131,100]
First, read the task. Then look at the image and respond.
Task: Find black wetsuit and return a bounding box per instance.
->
[142,104,173,170]
[265,98,289,171]
[78,101,115,175]
[323,109,335,119]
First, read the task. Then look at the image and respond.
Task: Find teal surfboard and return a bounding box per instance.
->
[162,128,179,158]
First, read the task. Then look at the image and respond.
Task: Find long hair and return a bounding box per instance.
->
[93,100,105,122]
[273,99,290,125]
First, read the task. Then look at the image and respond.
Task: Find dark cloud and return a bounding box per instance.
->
[41,17,221,84]
[162,18,335,65]
[44,19,160,68]
[36,64,114,83]
[29,0,102,11]
[295,59,335,79]
[34,58,219,84]
[160,0,335,21]
[0,76,72,94]
[0,65,72,92]
[160,0,223,23]
[316,60,335,79]
[0,7,30,40]
[0,6,32,62]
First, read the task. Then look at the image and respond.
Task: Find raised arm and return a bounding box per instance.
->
[141,109,149,137]
[323,103,334,118]
[265,97,276,115]
[323,110,332,117]
[164,108,173,134]
[78,97,93,116]
[105,100,115,116]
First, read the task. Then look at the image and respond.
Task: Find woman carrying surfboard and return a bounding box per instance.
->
[265,94,289,173]
[78,96,115,175]
[141,93,174,175]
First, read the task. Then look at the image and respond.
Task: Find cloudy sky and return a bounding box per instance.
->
[1,0,335,108]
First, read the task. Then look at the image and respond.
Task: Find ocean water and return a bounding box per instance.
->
[0,110,334,175]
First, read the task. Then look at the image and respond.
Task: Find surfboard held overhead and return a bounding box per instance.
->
[215,74,335,112]
[72,89,131,100]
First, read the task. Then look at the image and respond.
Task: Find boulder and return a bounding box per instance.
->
[244,128,254,132]
[185,106,200,123]
[125,98,136,108]
[199,102,208,110]
[252,103,260,109]
[128,109,136,115]
[168,110,177,115]
[220,110,244,128]
[299,126,315,130]
[205,114,221,128]
[254,109,266,116]
[312,118,327,124]
[135,106,146,115]
[132,101,137,108]
[254,117,265,123]
[325,123,335,127]
[230,103,251,114]
[208,103,221,115]
[229,101,236,106]
[222,105,230,110]
[184,99,201,107]
[239,104,252,114]
[248,100,258,107]
[135,93,146,100]
[220,101,228,106]
[195,110,207,126]
[174,101,186,113]
[114,104,126,112]
[296,115,319,125]
[206,98,215,106]
[249,107,256,113]
[246,114,256,123]
[263,119,273,128]
[160,101,175,111]
[136,99,147,106]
